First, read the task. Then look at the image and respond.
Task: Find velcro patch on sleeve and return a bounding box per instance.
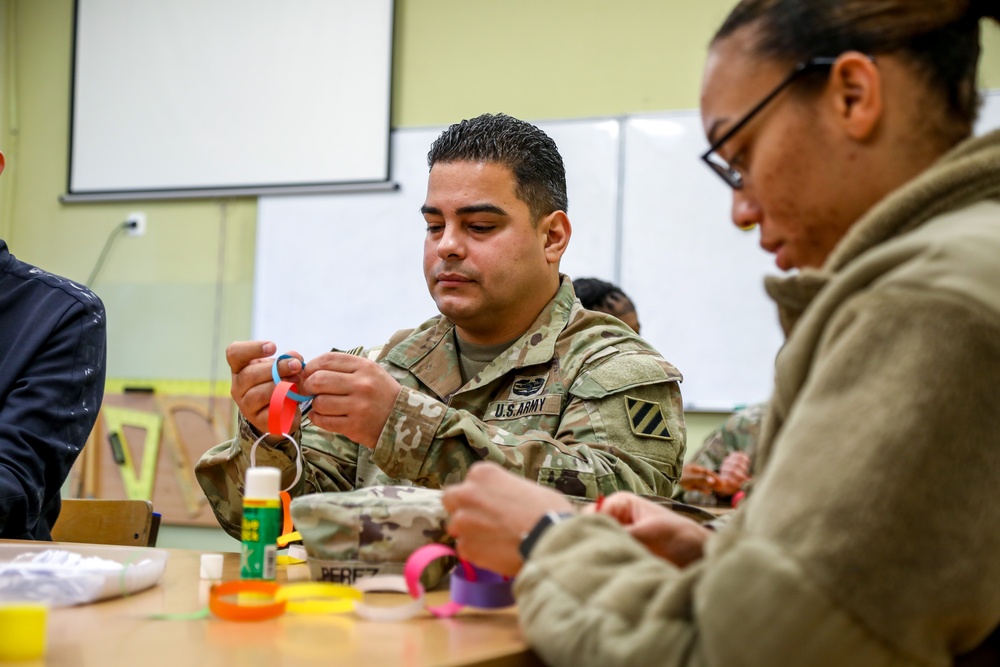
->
[625,395,672,440]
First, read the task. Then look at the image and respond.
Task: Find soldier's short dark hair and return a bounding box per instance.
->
[427,113,568,220]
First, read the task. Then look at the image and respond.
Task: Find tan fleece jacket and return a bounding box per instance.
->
[514,129,1000,666]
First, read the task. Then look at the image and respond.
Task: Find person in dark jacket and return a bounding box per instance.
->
[0,151,108,539]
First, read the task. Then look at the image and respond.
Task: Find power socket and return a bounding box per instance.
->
[126,212,146,237]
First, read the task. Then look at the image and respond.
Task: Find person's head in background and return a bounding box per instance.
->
[423,113,571,345]
[572,277,641,334]
[701,0,998,272]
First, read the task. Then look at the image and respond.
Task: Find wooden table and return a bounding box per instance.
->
[0,540,541,667]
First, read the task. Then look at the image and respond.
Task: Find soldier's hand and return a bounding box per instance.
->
[442,462,575,577]
[596,493,709,568]
[227,340,304,434]
[714,451,751,496]
[679,463,719,493]
[299,352,402,449]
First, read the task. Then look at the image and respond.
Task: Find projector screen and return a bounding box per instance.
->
[66,0,394,201]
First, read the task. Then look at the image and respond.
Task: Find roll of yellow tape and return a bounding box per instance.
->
[0,602,48,661]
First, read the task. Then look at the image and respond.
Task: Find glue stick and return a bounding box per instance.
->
[241,467,281,580]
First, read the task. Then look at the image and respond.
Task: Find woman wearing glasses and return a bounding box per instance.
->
[441,0,1000,664]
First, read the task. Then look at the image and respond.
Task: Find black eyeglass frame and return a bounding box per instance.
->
[700,56,841,190]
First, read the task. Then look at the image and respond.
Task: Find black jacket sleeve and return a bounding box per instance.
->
[0,265,107,540]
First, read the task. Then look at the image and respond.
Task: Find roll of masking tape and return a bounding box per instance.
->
[0,602,48,661]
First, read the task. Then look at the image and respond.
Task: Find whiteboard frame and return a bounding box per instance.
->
[65,0,396,202]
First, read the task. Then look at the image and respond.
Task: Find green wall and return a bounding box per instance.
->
[4,0,999,384]
[3,0,257,384]
[3,1,999,550]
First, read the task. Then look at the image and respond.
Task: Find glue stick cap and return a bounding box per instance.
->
[245,467,281,500]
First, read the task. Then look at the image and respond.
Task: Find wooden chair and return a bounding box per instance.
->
[51,499,155,547]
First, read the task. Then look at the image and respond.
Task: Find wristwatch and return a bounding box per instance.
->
[518,511,575,561]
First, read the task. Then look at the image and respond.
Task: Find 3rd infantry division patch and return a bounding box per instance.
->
[625,396,672,440]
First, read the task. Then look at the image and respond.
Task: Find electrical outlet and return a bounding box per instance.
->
[126,211,146,237]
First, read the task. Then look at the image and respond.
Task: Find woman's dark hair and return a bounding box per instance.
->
[573,277,635,315]
[713,0,1000,142]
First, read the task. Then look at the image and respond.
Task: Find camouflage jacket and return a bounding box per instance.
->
[689,402,765,472]
[197,277,686,538]
[681,401,765,505]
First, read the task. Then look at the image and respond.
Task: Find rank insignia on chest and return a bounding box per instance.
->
[510,375,547,399]
[625,396,672,440]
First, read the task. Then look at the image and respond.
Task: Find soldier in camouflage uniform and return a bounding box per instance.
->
[679,401,765,506]
[196,113,686,539]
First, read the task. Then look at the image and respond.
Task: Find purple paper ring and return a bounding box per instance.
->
[449,565,515,609]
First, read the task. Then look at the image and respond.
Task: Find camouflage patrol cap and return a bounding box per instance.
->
[290,485,455,588]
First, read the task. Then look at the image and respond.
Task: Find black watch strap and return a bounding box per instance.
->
[518,511,574,561]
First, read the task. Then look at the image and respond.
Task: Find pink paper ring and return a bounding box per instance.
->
[403,544,474,618]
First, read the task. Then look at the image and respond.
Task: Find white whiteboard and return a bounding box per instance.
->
[618,91,1000,409]
[254,91,1000,410]
[621,112,783,410]
[253,119,620,362]
[69,0,393,198]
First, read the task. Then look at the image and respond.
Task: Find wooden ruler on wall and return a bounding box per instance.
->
[72,391,234,527]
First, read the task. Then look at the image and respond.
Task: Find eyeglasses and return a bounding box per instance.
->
[700,57,838,190]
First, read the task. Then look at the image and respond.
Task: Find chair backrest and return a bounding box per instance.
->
[51,499,154,547]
